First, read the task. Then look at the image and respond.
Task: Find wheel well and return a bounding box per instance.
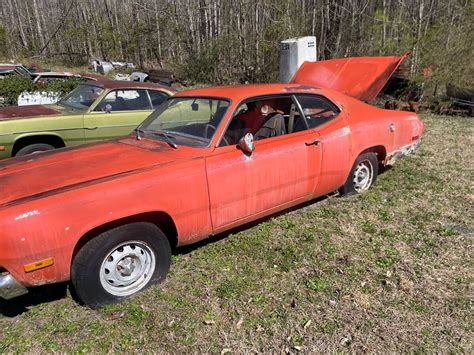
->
[359,145,387,163]
[13,135,65,156]
[72,212,178,261]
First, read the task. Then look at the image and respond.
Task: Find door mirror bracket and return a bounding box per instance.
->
[105,104,112,113]
[238,133,255,155]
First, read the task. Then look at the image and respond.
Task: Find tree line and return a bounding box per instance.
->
[0,0,472,88]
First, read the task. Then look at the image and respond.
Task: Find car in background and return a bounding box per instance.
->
[0,80,176,158]
[17,72,106,106]
[0,54,424,308]
[0,63,35,78]
[32,72,105,85]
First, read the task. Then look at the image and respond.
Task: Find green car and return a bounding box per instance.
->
[0,81,176,159]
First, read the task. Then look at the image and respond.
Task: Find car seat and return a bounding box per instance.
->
[254,113,286,140]
[112,97,128,111]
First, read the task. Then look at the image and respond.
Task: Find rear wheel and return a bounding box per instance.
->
[340,152,379,196]
[71,222,171,309]
[15,143,55,156]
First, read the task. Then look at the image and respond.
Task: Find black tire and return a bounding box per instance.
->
[339,152,379,196]
[15,143,55,156]
[71,222,171,309]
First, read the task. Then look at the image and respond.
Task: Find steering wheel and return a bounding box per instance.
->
[204,123,217,139]
[204,123,232,146]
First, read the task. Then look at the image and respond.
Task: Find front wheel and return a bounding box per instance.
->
[339,152,379,196]
[71,222,171,309]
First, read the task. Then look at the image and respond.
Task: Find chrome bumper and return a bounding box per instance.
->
[0,273,28,299]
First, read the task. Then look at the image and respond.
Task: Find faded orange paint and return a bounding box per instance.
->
[290,53,409,102]
[0,56,424,292]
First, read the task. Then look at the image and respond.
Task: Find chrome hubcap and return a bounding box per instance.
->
[100,241,155,297]
[353,159,374,193]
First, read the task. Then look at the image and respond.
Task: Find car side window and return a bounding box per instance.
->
[295,95,340,129]
[95,89,151,111]
[148,90,169,109]
[219,96,305,147]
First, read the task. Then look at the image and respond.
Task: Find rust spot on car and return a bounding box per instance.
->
[283,85,319,92]
[0,105,62,121]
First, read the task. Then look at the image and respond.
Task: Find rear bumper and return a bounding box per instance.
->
[0,272,28,299]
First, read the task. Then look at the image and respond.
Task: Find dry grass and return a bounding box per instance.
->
[0,112,472,353]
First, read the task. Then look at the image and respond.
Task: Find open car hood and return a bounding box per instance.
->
[289,53,409,102]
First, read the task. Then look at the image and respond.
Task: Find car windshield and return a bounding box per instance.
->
[15,65,31,75]
[59,84,104,110]
[139,97,230,147]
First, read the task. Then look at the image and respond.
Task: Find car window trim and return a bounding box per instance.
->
[291,94,310,131]
[145,90,154,110]
[147,89,170,109]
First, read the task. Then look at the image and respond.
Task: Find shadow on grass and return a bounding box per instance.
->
[176,193,333,255]
[0,282,68,317]
[0,193,339,316]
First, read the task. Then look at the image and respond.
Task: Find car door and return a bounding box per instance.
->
[205,95,322,233]
[294,94,351,196]
[83,89,154,142]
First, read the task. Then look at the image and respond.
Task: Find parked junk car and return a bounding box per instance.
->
[0,63,35,78]
[0,81,176,158]
[32,72,105,85]
[17,72,106,106]
[0,55,424,308]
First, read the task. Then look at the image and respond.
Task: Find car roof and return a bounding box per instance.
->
[35,71,76,76]
[0,63,22,67]
[82,80,178,93]
[174,83,322,102]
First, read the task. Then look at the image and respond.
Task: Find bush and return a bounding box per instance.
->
[41,78,83,95]
[0,75,35,106]
[0,76,84,106]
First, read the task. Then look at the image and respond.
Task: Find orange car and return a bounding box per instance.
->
[0,54,424,308]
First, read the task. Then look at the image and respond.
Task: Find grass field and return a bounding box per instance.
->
[0,112,472,353]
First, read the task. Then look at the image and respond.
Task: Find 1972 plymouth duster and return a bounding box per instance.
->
[0,55,424,308]
[0,81,176,159]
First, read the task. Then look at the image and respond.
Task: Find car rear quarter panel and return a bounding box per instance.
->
[0,158,211,287]
[343,97,421,163]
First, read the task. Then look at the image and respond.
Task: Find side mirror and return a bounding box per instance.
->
[238,133,255,154]
[105,104,112,113]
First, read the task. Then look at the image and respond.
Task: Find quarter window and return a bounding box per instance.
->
[295,95,340,129]
[148,90,169,109]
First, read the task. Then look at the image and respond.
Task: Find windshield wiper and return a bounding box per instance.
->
[135,122,145,140]
[135,127,143,140]
[146,130,178,149]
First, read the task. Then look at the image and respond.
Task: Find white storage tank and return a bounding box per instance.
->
[279,36,317,83]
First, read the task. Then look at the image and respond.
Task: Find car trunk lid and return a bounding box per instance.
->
[289,53,408,102]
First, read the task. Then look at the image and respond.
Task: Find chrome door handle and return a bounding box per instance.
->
[389,123,396,132]
[305,139,320,146]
